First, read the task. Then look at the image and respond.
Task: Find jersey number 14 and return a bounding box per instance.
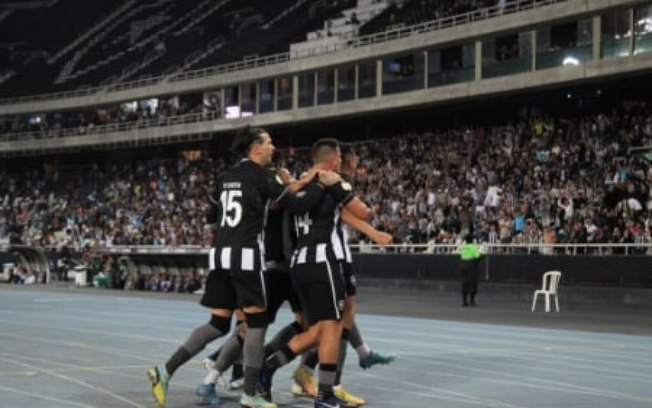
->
[295,213,313,236]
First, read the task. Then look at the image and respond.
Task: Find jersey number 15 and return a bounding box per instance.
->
[220,190,242,227]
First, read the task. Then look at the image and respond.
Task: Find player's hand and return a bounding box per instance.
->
[300,168,319,182]
[277,168,295,185]
[370,231,393,246]
[318,171,342,186]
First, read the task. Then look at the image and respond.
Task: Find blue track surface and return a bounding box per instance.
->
[1,286,651,408]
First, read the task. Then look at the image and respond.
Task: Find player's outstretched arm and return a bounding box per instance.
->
[341,209,392,245]
[344,196,371,220]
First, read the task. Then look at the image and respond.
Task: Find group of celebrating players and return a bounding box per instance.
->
[148,127,395,408]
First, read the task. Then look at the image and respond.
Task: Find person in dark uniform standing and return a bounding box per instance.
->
[259,138,367,408]
[148,127,334,408]
[459,234,482,307]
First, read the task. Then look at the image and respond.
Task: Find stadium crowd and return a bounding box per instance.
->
[0,98,203,137]
[1,105,651,257]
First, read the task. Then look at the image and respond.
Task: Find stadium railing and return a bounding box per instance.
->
[0,111,221,143]
[88,242,652,256]
[4,241,649,285]
[0,0,566,105]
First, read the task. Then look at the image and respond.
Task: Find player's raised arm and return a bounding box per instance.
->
[277,167,320,194]
[270,170,341,215]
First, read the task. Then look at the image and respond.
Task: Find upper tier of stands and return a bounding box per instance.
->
[0,0,505,98]
[360,0,499,36]
[0,0,369,96]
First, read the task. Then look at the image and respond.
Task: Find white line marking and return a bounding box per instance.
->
[0,385,98,408]
[400,354,652,403]
[0,356,149,408]
[345,366,525,408]
[34,297,77,303]
[0,370,38,377]
[0,318,180,344]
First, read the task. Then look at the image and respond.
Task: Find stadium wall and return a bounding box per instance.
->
[5,247,651,304]
[352,253,652,288]
[88,250,652,289]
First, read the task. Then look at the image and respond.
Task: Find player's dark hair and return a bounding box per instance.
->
[231,126,266,158]
[312,138,340,163]
[340,143,355,159]
[339,143,357,174]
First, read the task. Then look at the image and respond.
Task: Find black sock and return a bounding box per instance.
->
[265,344,297,375]
[232,360,243,379]
[302,347,319,370]
[208,347,221,362]
[264,321,303,358]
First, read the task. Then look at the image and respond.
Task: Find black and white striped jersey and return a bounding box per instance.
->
[291,180,354,265]
[337,222,353,264]
[336,174,355,264]
[207,160,322,272]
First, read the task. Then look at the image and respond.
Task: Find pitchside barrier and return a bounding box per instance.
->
[2,243,651,288]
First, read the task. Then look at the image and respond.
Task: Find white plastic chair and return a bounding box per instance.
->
[531,271,562,312]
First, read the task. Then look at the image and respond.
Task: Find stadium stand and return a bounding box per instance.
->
[0,95,201,136]
[0,0,382,96]
[1,104,650,252]
[0,0,499,98]
[359,0,498,36]
[0,0,117,94]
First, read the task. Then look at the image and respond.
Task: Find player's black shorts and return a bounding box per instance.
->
[266,261,302,323]
[200,268,268,310]
[339,261,357,296]
[291,259,345,326]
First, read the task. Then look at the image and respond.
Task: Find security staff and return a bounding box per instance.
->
[459,234,482,307]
